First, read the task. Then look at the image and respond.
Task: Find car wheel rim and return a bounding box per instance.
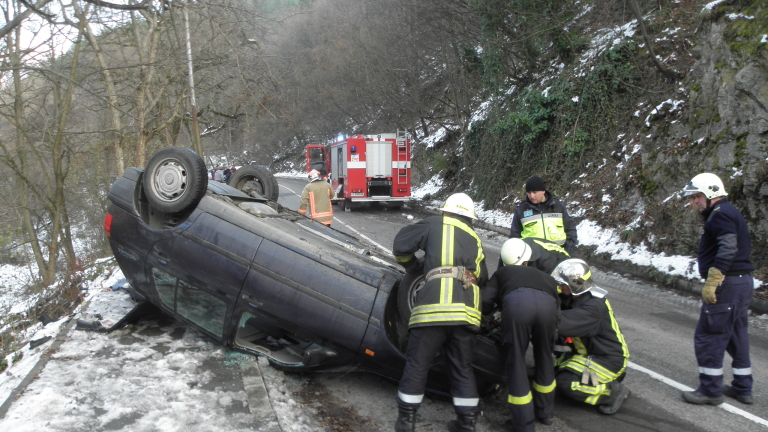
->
[151,159,187,202]
[409,278,426,310]
[246,178,265,195]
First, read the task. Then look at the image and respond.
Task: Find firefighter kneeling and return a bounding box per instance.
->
[553,259,631,415]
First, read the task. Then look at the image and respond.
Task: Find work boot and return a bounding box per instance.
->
[681,390,723,405]
[447,413,478,432]
[598,381,631,415]
[722,385,753,405]
[395,404,418,432]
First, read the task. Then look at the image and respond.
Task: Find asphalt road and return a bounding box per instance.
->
[276,177,768,432]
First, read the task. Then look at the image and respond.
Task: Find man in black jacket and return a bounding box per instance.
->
[482,239,559,431]
[553,259,631,415]
[393,193,488,432]
[510,176,578,253]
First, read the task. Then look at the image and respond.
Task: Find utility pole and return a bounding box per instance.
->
[182,0,204,158]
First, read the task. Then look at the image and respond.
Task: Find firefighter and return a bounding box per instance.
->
[681,173,754,405]
[298,169,335,226]
[510,176,578,253]
[497,237,570,274]
[482,239,559,431]
[554,259,631,415]
[392,193,488,432]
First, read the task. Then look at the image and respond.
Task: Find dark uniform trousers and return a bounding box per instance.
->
[398,325,480,415]
[695,274,754,396]
[503,288,557,432]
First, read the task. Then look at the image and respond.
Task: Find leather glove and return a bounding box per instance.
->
[702,267,724,305]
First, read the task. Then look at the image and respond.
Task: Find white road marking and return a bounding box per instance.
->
[333,217,392,255]
[628,361,768,428]
[278,179,392,254]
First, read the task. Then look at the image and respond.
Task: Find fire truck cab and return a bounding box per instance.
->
[306,131,411,211]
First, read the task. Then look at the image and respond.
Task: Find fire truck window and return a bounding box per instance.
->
[310,148,325,165]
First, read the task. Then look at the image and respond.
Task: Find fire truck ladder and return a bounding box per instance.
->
[396,130,409,185]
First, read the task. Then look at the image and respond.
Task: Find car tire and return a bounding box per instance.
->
[143,146,207,214]
[397,272,426,322]
[228,166,279,201]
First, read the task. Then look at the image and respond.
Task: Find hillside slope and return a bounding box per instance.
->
[404,0,768,286]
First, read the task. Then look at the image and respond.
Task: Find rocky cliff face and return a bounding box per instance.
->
[625,9,768,279]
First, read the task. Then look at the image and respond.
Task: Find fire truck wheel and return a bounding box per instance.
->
[228,166,279,201]
[143,146,207,214]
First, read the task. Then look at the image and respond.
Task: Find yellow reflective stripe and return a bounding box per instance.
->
[532,380,556,394]
[442,223,453,266]
[532,239,570,256]
[395,255,414,263]
[409,313,481,326]
[409,305,481,326]
[441,278,453,305]
[507,392,532,405]
[583,269,592,280]
[605,299,630,375]
[443,216,485,279]
[570,382,608,405]
[573,337,587,355]
[561,355,619,382]
[411,304,482,318]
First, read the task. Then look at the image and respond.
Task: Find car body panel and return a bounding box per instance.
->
[106,165,505,392]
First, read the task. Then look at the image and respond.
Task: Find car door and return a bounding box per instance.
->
[234,218,383,364]
[145,211,262,341]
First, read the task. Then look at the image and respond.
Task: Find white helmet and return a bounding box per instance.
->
[551,259,593,296]
[501,238,532,266]
[441,193,477,220]
[683,173,727,199]
[308,169,321,182]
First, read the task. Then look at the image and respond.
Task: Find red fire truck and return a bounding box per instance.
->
[306,131,411,211]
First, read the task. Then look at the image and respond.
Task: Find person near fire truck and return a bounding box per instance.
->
[298,169,335,226]
[553,259,631,415]
[497,237,570,274]
[482,239,559,431]
[681,173,754,405]
[510,176,577,254]
[392,193,488,432]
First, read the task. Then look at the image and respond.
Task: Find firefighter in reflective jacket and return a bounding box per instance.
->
[392,193,488,432]
[482,239,559,432]
[510,176,577,253]
[553,259,631,415]
[298,170,335,226]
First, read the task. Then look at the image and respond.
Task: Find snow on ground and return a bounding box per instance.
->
[0,260,317,432]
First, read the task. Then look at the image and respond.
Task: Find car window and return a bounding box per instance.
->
[151,267,228,339]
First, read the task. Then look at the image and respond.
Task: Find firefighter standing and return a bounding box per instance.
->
[298,170,335,226]
[393,193,488,432]
[497,237,570,274]
[510,176,578,253]
[482,239,559,431]
[682,173,754,405]
[554,259,631,415]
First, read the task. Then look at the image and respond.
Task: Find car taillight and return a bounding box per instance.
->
[104,213,113,237]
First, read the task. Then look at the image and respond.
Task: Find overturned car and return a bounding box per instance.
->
[104,147,504,393]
